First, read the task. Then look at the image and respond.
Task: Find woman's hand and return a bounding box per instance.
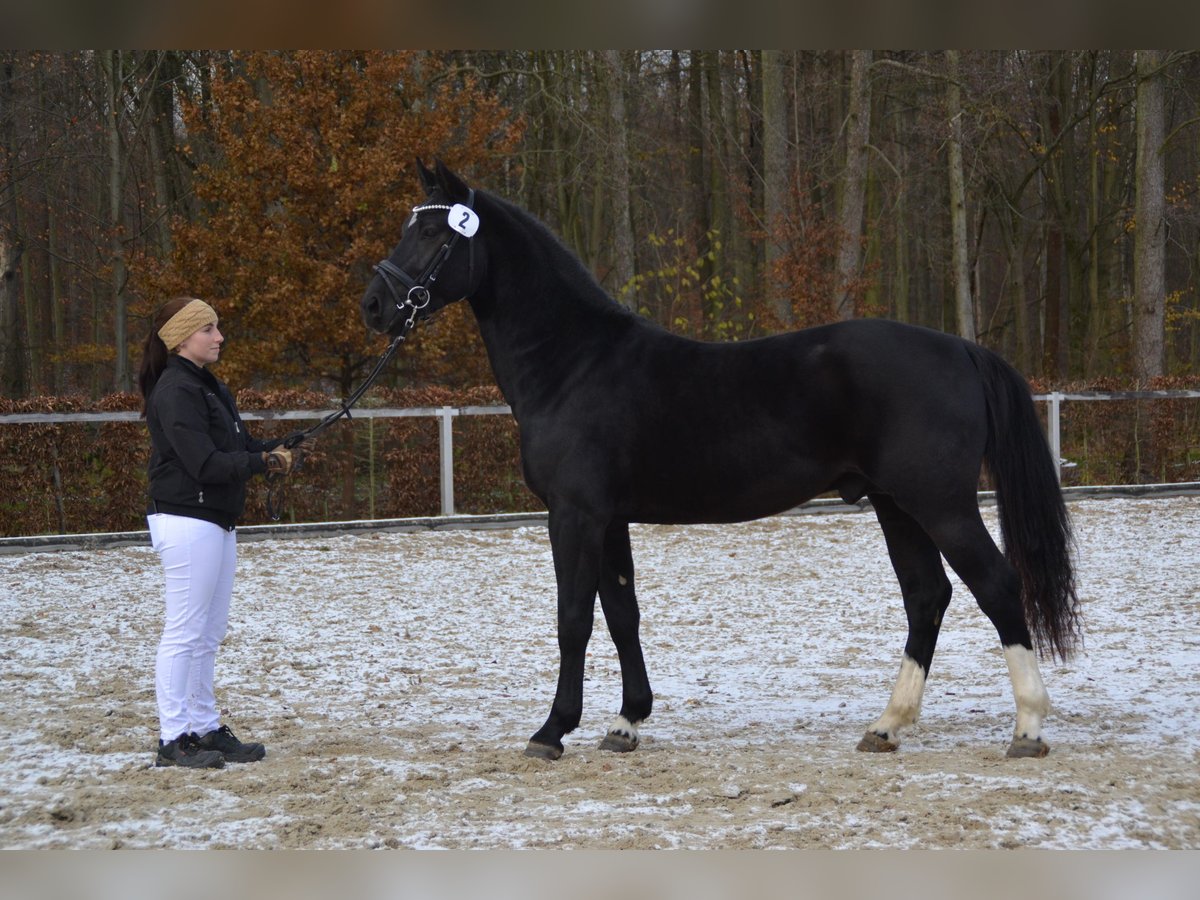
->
[264,448,294,475]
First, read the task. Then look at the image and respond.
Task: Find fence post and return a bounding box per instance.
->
[368,416,376,520]
[1048,391,1063,483]
[438,406,456,516]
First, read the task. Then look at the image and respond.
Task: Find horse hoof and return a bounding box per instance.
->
[598,731,638,753]
[1006,737,1049,758]
[524,740,563,761]
[856,730,899,753]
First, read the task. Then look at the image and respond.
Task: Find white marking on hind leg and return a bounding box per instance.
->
[1004,644,1051,742]
[867,655,927,744]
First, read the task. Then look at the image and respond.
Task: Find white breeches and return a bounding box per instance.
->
[148,513,236,742]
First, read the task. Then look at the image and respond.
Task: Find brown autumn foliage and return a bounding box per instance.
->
[132,51,521,397]
[1025,375,1200,488]
[0,393,146,536]
[762,179,869,330]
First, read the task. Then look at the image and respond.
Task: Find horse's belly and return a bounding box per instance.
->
[629,460,831,525]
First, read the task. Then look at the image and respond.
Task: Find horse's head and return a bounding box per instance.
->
[361,160,486,337]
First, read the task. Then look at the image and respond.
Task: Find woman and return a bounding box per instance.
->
[138,297,297,769]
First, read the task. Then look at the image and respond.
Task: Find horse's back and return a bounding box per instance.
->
[524,317,990,524]
[625,317,985,439]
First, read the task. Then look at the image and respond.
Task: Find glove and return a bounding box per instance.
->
[264,448,294,475]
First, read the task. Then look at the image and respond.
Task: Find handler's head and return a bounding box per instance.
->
[157,298,218,351]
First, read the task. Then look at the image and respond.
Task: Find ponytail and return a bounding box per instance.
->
[138,297,198,417]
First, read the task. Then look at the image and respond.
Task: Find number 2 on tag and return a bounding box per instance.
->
[448,204,479,237]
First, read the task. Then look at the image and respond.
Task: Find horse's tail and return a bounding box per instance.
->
[967,344,1081,661]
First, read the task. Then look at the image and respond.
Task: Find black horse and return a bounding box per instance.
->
[361,161,1080,761]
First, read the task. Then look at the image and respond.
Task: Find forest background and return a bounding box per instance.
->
[2,50,1199,535]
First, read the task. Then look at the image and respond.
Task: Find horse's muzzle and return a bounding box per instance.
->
[360,276,391,334]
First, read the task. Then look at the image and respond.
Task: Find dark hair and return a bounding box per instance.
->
[138,297,195,417]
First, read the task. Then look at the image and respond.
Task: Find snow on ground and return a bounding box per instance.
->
[0,497,1197,849]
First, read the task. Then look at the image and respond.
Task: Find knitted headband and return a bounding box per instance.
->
[158,299,218,350]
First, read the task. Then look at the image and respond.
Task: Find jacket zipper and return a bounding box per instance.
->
[199,490,205,504]
[207,390,240,435]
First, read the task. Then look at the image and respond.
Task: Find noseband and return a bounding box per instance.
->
[372,188,477,338]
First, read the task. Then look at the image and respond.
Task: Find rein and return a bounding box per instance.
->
[264,326,407,522]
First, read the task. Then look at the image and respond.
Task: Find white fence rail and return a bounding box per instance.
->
[0,405,511,518]
[4,391,1200,514]
[1033,391,1200,483]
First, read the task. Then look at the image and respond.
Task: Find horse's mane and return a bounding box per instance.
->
[477,189,638,320]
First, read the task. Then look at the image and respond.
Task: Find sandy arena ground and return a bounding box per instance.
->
[1,497,1197,849]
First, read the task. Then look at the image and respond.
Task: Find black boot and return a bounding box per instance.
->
[195,725,266,763]
[155,733,225,769]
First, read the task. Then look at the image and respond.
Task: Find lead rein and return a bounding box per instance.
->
[265,332,407,520]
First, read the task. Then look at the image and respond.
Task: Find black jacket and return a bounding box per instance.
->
[145,355,279,529]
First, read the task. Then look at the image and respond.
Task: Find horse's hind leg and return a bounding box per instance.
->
[596,522,652,753]
[924,508,1052,758]
[858,494,953,753]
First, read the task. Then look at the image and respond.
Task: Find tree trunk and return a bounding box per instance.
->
[946,51,976,342]
[601,50,635,309]
[100,50,131,393]
[1,59,28,397]
[1,234,26,397]
[894,188,911,323]
[834,50,872,320]
[1038,55,1073,379]
[703,50,732,334]
[20,200,37,389]
[761,49,792,326]
[730,50,755,330]
[686,51,709,331]
[1003,208,1034,374]
[145,51,175,257]
[47,191,63,393]
[1044,221,1066,378]
[1133,50,1166,381]
[24,63,46,392]
[1084,62,1103,375]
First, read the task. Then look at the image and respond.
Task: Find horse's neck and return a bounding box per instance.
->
[470,225,628,417]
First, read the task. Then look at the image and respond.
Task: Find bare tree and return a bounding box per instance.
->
[1133,50,1166,381]
[946,50,976,341]
[761,49,792,326]
[0,235,25,397]
[98,51,133,393]
[1,56,27,397]
[601,50,635,308]
[834,50,872,320]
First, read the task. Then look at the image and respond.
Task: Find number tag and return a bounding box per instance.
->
[448,204,480,237]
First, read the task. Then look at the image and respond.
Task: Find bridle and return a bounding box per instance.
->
[264,190,479,521]
[371,188,477,338]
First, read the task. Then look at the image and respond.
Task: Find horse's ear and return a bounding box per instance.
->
[433,159,471,203]
[416,159,437,195]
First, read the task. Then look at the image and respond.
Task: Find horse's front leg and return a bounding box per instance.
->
[525,507,605,760]
[596,522,652,753]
